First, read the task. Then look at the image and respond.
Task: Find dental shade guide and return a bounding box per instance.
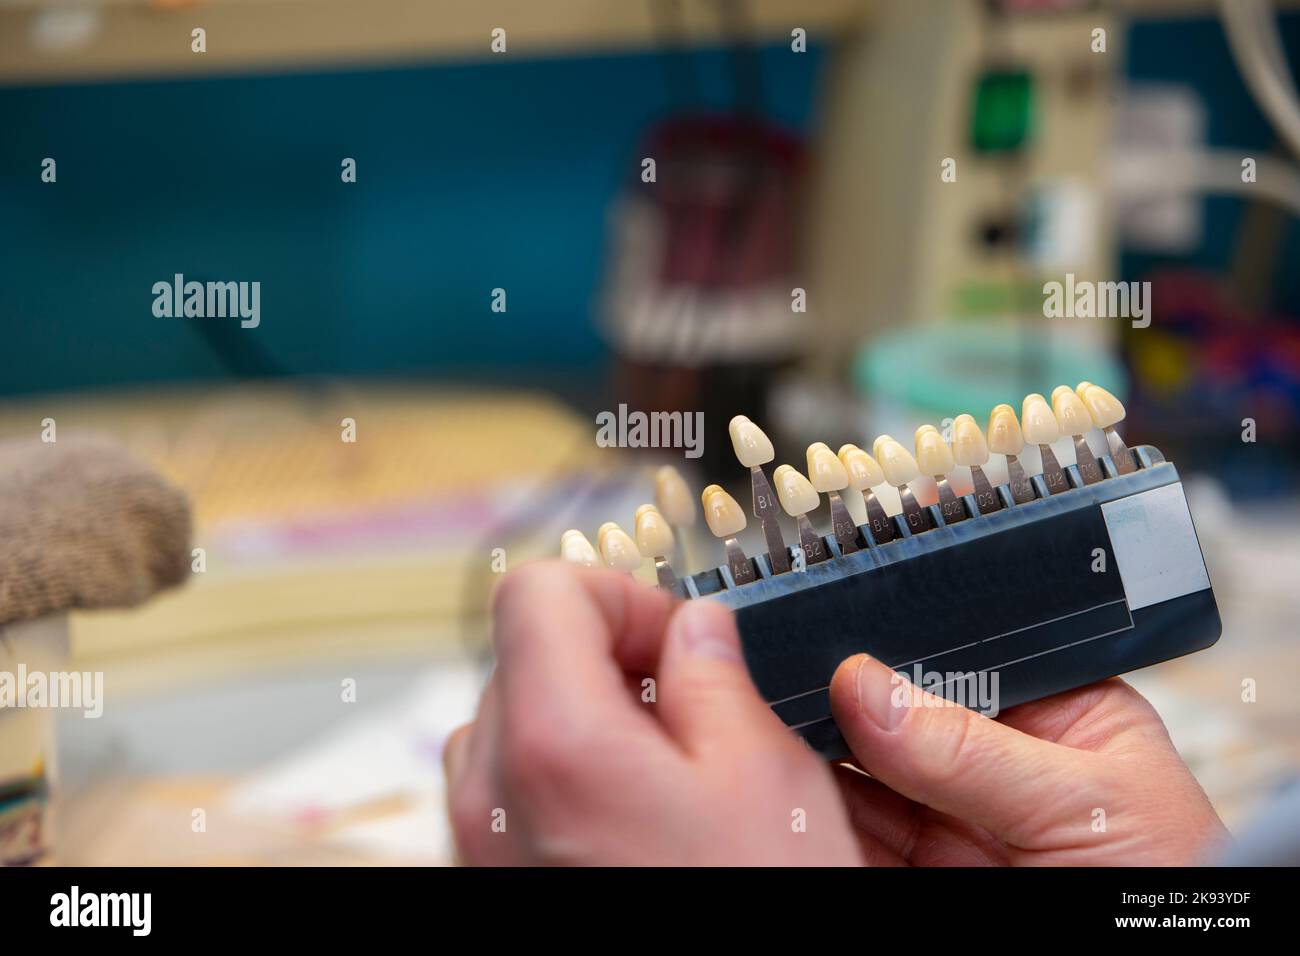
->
[873,435,930,535]
[774,464,830,566]
[634,504,680,592]
[1079,382,1137,475]
[837,444,896,544]
[916,424,966,525]
[564,391,1220,759]
[952,414,1001,515]
[1022,393,1070,495]
[653,465,697,568]
[1052,386,1104,486]
[701,484,757,586]
[729,417,792,575]
[807,443,861,555]
[988,403,1036,505]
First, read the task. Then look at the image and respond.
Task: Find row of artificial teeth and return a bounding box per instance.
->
[561,383,1130,582]
[558,467,696,584]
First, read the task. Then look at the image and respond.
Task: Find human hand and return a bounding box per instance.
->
[827,654,1228,865]
[445,560,1226,866]
[443,560,860,865]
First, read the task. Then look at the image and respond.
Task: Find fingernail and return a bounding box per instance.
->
[442,725,471,783]
[854,654,908,731]
[673,601,743,662]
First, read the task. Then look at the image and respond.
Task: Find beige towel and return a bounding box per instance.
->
[0,436,191,626]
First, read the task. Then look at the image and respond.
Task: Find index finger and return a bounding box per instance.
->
[490,560,676,742]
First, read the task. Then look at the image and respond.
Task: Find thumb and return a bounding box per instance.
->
[656,598,801,762]
[830,654,1100,848]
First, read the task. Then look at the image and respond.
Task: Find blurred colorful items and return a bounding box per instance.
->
[601,114,808,475]
[1124,269,1300,495]
[603,114,807,366]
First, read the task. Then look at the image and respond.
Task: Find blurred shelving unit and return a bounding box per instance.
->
[0,0,867,85]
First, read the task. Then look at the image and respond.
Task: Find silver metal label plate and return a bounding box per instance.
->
[1102,482,1212,611]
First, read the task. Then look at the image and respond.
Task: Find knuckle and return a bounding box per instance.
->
[501,721,587,793]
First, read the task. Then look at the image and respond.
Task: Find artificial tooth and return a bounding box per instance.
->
[1021,393,1069,495]
[838,443,895,543]
[986,404,1022,455]
[1020,392,1060,445]
[807,442,859,554]
[774,465,828,565]
[986,404,1034,505]
[1077,383,1135,474]
[654,465,697,529]
[915,425,965,524]
[597,522,642,573]
[560,529,598,567]
[951,414,1000,515]
[728,415,790,575]
[653,464,696,573]
[634,504,675,557]
[701,485,745,536]
[773,465,820,517]
[700,485,756,585]
[871,435,930,534]
[871,435,919,485]
[806,442,848,493]
[1051,386,1103,485]
[728,415,775,468]
[634,504,679,591]
[1051,385,1092,438]
[838,443,884,488]
[1078,383,1125,427]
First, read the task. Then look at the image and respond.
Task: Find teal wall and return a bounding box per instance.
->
[0,44,824,396]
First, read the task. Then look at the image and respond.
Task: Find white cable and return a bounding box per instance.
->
[1110,148,1300,218]
[1220,0,1300,161]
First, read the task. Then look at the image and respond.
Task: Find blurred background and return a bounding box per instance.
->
[0,0,1297,864]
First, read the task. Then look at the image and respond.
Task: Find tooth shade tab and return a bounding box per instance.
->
[1080,384,1125,428]
[654,465,696,527]
[560,530,598,566]
[838,444,885,489]
[872,436,920,487]
[951,414,989,467]
[915,427,955,475]
[773,464,821,516]
[728,415,775,468]
[806,442,849,493]
[634,505,675,556]
[986,404,1024,455]
[597,522,641,571]
[1020,393,1061,445]
[1051,386,1092,436]
[702,486,747,538]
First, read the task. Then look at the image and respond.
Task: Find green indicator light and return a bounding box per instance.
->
[971,69,1034,153]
